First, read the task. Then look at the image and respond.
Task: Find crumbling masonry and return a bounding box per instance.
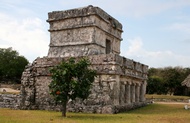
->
[19,5,148,114]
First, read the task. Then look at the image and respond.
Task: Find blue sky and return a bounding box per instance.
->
[0,0,190,68]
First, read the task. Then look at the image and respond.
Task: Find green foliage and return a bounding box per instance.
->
[147,67,190,95]
[0,47,28,84]
[49,57,96,117]
[147,76,166,94]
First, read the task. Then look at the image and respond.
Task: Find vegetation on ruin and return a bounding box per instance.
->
[0,47,28,84]
[147,67,190,95]
[49,57,96,117]
[1,103,190,123]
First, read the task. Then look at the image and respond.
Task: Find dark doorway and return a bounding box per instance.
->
[106,39,111,54]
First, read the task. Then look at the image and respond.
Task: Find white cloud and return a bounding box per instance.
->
[126,37,144,55]
[0,13,49,62]
[124,37,190,68]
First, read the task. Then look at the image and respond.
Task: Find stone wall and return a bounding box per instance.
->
[19,54,148,113]
[0,94,20,109]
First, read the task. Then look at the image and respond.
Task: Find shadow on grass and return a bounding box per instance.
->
[126,103,189,115]
[53,104,181,120]
[56,113,124,121]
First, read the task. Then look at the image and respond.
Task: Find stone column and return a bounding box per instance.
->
[113,75,120,105]
[120,81,125,105]
[125,81,131,104]
[140,83,143,102]
[131,83,136,103]
[140,81,147,102]
[135,83,140,102]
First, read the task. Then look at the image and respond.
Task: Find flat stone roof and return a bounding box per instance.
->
[47,5,123,31]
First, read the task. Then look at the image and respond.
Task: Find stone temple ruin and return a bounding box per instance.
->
[19,5,148,114]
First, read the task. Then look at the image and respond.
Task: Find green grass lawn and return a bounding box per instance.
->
[1,103,190,123]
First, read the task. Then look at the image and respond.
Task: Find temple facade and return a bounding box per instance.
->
[19,5,148,113]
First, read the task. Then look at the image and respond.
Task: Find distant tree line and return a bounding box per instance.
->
[0,47,28,84]
[147,67,190,95]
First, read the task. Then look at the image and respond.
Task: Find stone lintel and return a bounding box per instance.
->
[47,5,122,31]
[31,54,148,80]
[48,24,122,41]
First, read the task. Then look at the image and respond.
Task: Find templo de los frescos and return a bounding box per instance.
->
[20,5,148,114]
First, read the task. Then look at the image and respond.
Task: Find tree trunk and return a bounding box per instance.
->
[61,100,67,117]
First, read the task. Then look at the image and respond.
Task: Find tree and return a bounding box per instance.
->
[147,76,167,94]
[161,67,183,95]
[0,47,28,83]
[49,57,96,117]
[147,67,190,95]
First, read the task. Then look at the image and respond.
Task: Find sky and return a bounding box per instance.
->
[0,0,190,68]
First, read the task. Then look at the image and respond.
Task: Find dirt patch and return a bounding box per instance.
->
[0,88,20,93]
[155,102,188,104]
